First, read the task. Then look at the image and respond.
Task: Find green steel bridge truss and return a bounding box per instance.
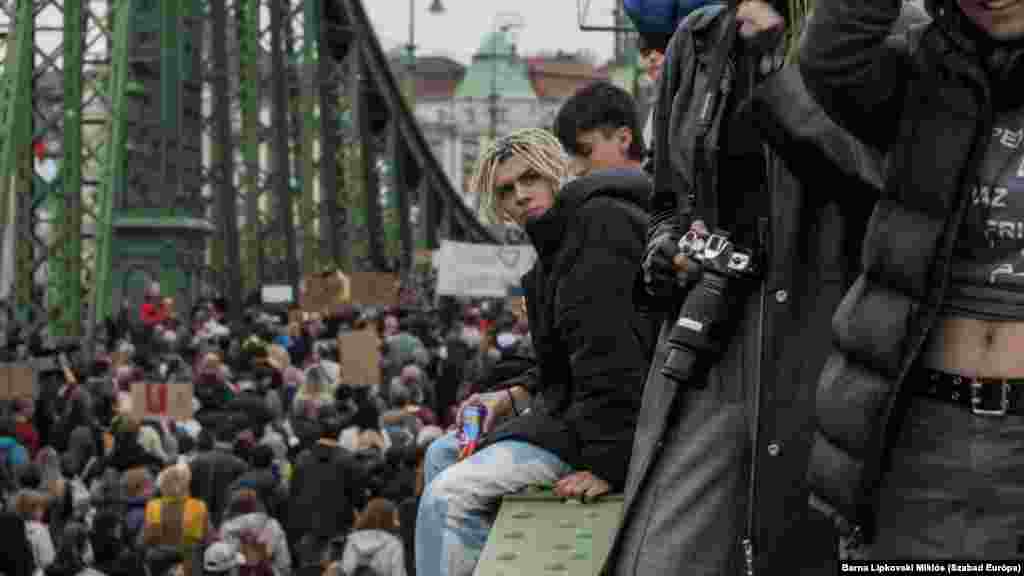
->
[0,0,495,346]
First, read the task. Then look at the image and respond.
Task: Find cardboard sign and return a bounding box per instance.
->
[349,272,400,308]
[130,381,194,422]
[337,329,381,388]
[0,363,35,400]
[436,240,536,298]
[117,391,132,415]
[301,271,351,314]
[110,350,131,370]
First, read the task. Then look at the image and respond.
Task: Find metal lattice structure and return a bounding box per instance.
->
[0,0,117,341]
[1,0,497,347]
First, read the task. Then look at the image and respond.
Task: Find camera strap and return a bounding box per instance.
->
[693,2,739,230]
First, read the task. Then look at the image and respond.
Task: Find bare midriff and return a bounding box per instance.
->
[919,316,1024,378]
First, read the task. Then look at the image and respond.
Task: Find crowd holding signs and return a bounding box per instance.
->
[10,241,527,427]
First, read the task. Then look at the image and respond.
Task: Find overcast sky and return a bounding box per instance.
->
[364,0,621,65]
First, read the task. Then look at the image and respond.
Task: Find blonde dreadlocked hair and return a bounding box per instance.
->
[472,128,571,225]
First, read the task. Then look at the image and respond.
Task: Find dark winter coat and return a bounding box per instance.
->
[287,442,368,543]
[603,5,884,575]
[188,447,249,527]
[795,0,1024,542]
[479,168,657,491]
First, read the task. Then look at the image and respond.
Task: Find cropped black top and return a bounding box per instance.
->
[944,106,1024,320]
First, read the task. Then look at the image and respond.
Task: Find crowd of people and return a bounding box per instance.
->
[5,0,1024,573]
[0,282,532,576]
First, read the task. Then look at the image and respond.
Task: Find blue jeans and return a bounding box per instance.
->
[416,432,573,576]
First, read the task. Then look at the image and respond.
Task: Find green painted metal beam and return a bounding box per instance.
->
[91,0,134,331]
[0,0,33,296]
[57,0,85,337]
[11,0,33,311]
[301,0,319,274]
[238,0,262,289]
[160,0,179,219]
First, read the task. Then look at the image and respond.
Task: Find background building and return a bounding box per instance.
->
[397,29,608,206]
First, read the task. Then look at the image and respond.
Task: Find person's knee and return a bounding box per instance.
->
[424,463,481,520]
[423,432,458,485]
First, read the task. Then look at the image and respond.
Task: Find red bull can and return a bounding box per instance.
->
[459,404,487,448]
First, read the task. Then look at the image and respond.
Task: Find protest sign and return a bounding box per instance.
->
[261,285,294,305]
[436,240,536,298]
[130,381,194,421]
[117,391,132,415]
[338,329,381,388]
[349,272,400,307]
[0,363,35,400]
[110,350,131,370]
[301,270,351,314]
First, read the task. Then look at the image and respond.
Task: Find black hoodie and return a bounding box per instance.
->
[478,168,657,491]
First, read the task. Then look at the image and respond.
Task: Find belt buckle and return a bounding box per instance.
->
[970,378,1010,416]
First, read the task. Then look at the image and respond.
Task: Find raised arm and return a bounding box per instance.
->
[797,0,910,150]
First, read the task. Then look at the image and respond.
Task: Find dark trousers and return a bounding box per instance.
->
[868,386,1024,558]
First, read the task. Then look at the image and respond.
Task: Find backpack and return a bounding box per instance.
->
[346,546,383,576]
[237,519,274,576]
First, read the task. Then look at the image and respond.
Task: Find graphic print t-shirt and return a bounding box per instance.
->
[945,112,1024,319]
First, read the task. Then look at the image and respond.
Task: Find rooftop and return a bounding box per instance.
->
[455,30,536,100]
[526,54,607,100]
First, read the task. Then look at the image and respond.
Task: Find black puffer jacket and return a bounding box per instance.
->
[478,168,658,491]
[797,0,1024,541]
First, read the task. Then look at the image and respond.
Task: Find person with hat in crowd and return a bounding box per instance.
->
[219,488,291,576]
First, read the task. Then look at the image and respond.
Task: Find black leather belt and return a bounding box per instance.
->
[916,368,1024,417]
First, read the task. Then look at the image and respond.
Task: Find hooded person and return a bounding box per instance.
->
[218,488,291,576]
[340,498,406,576]
[417,122,656,576]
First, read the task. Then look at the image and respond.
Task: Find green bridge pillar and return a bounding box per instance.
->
[105,0,212,322]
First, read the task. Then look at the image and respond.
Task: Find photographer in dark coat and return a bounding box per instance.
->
[416,119,656,576]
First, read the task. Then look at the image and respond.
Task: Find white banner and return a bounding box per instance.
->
[436,240,536,298]
[261,284,294,304]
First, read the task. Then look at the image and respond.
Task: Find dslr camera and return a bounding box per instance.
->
[661,227,760,386]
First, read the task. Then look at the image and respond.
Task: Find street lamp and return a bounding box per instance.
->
[408,0,445,70]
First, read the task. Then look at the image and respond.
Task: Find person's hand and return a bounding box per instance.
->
[737,0,785,52]
[554,471,612,502]
[455,388,518,434]
[643,232,683,297]
[643,220,708,296]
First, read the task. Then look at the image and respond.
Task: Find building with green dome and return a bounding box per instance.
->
[408,28,607,209]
